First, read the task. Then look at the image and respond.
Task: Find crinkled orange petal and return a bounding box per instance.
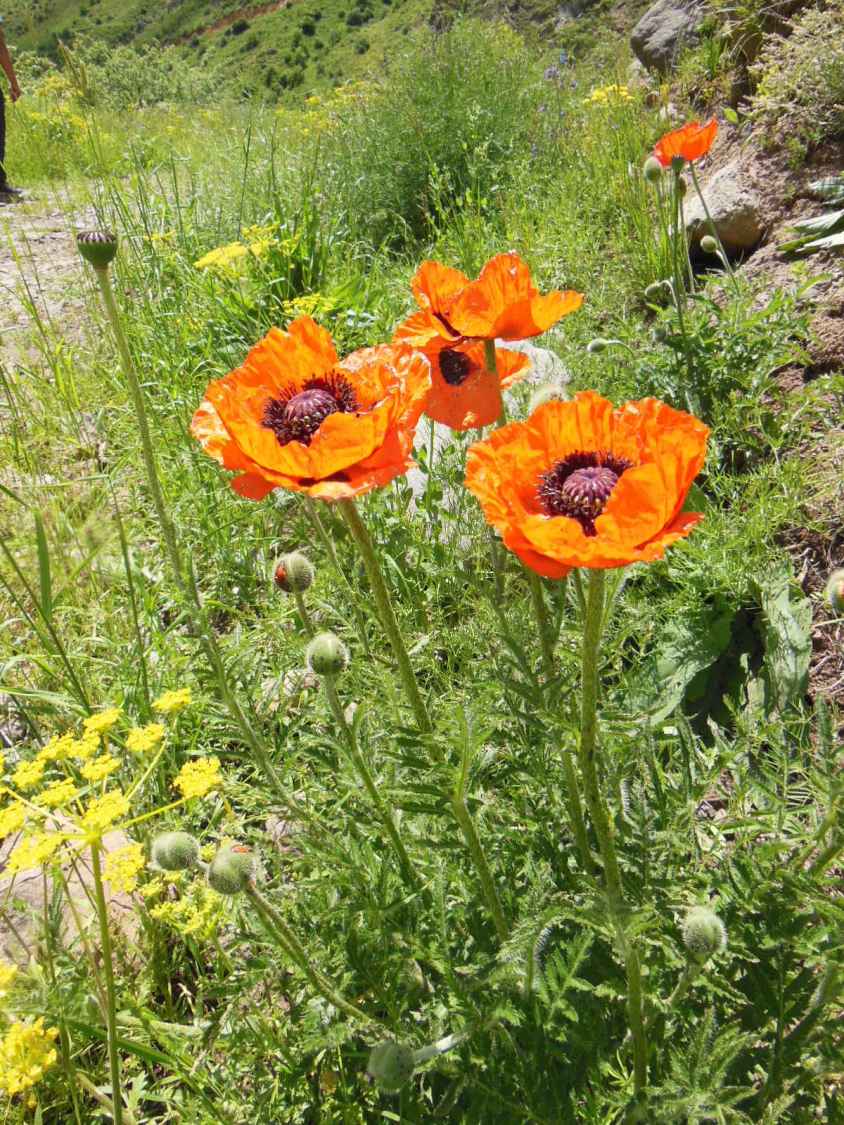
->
[653,118,718,167]
[190,399,256,473]
[393,309,459,348]
[422,340,528,431]
[448,252,584,340]
[411,261,470,313]
[464,392,709,572]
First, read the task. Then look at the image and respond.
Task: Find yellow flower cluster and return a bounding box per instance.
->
[34,778,80,809]
[194,242,250,273]
[281,293,336,321]
[6,832,63,875]
[584,84,634,106]
[126,724,165,755]
[152,688,192,714]
[173,757,223,800]
[103,842,145,894]
[0,802,27,837]
[0,962,18,999]
[81,754,120,782]
[83,708,122,735]
[145,874,228,940]
[78,790,129,840]
[0,1018,59,1097]
[11,758,46,791]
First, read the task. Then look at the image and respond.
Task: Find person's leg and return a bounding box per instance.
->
[0,87,6,190]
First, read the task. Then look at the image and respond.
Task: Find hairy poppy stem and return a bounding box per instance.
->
[482,339,507,600]
[337,500,433,734]
[525,569,555,679]
[89,843,124,1125]
[688,165,740,295]
[88,260,295,810]
[669,169,696,397]
[301,498,373,657]
[578,569,648,1099]
[244,884,386,1029]
[292,587,316,637]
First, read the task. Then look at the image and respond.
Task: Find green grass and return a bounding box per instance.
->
[0,16,842,1123]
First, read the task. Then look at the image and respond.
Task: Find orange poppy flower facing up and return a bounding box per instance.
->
[395,253,584,347]
[465,391,709,576]
[653,118,718,168]
[191,316,431,501]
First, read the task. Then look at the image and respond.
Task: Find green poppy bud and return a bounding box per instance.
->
[367,1040,416,1092]
[676,174,688,196]
[77,230,118,269]
[528,383,567,413]
[208,845,255,895]
[825,568,844,613]
[274,551,315,593]
[643,156,663,184]
[151,831,200,871]
[645,280,669,303]
[671,155,685,174]
[586,338,610,354]
[700,234,719,255]
[306,632,349,677]
[682,906,727,961]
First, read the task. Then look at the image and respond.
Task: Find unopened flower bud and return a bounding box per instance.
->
[700,234,719,255]
[151,831,200,871]
[645,280,669,303]
[676,174,688,196]
[826,568,844,613]
[586,338,610,354]
[274,551,315,593]
[77,230,118,269]
[208,845,255,895]
[528,383,567,413]
[671,155,685,174]
[306,632,349,677]
[367,1040,415,1092]
[682,906,727,961]
[643,156,663,184]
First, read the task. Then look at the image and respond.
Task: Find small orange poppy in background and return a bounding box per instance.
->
[394,254,582,429]
[191,316,430,501]
[653,118,718,168]
[465,391,709,575]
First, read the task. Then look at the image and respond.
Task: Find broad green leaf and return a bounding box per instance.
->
[753,570,812,712]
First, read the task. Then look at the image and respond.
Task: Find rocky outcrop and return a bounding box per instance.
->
[684,157,766,252]
[631,0,705,73]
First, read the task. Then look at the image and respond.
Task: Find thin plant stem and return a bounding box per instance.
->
[450,792,509,942]
[482,339,507,603]
[525,569,555,679]
[301,497,372,657]
[578,569,648,1097]
[244,884,386,1029]
[292,587,315,637]
[337,499,433,733]
[669,169,696,396]
[689,165,739,293]
[321,675,418,888]
[561,748,595,875]
[90,843,124,1125]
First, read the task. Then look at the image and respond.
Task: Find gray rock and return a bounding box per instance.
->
[683,158,766,252]
[631,0,705,73]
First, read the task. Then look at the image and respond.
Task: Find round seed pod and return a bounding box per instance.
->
[208,845,255,895]
[645,281,669,304]
[586,338,611,354]
[306,632,349,678]
[76,230,118,269]
[643,156,663,184]
[700,234,719,255]
[274,551,315,593]
[676,174,688,196]
[682,906,727,961]
[528,383,567,413]
[825,568,844,613]
[367,1040,415,1092]
[151,831,200,872]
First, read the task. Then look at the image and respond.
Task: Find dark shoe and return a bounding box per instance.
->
[0,185,24,203]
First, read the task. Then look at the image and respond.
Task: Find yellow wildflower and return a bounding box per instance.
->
[81,755,120,782]
[103,842,145,894]
[174,757,223,800]
[248,238,275,259]
[0,802,28,837]
[150,883,227,940]
[0,962,18,998]
[37,733,76,763]
[6,832,63,874]
[126,724,165,755]
[0,1018,59,1096]
[71,733,100,761]
[78,790,129,839]
[242,222,279,242]
[194,242,249,272]
[152,688,193,715]
[34,778,80,809]
[83,708,121,735]
[11,758,46,791]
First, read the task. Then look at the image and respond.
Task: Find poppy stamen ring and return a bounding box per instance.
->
[439,348,473,387]
[538,450,633,537]
[263,374,359,447]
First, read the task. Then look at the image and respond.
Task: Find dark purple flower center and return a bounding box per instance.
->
[538,450,633,536]
[263,375,359,446]
[439,348,473,386]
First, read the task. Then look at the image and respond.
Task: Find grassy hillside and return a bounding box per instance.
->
[7,0,624,99]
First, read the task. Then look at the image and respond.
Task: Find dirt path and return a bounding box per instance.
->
[174,0,291,44]
[0,194,93,366]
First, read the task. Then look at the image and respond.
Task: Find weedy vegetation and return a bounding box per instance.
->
[0,15,842,1124]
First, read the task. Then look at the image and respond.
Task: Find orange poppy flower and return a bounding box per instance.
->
[416,336,531,431]
[465,391,709,576]
[191,316,431,501]
[394,253,584,347]
[653,118,718,168]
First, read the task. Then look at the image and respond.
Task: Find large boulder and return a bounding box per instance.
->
[631,0,705,73]
[683,157,766,253]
